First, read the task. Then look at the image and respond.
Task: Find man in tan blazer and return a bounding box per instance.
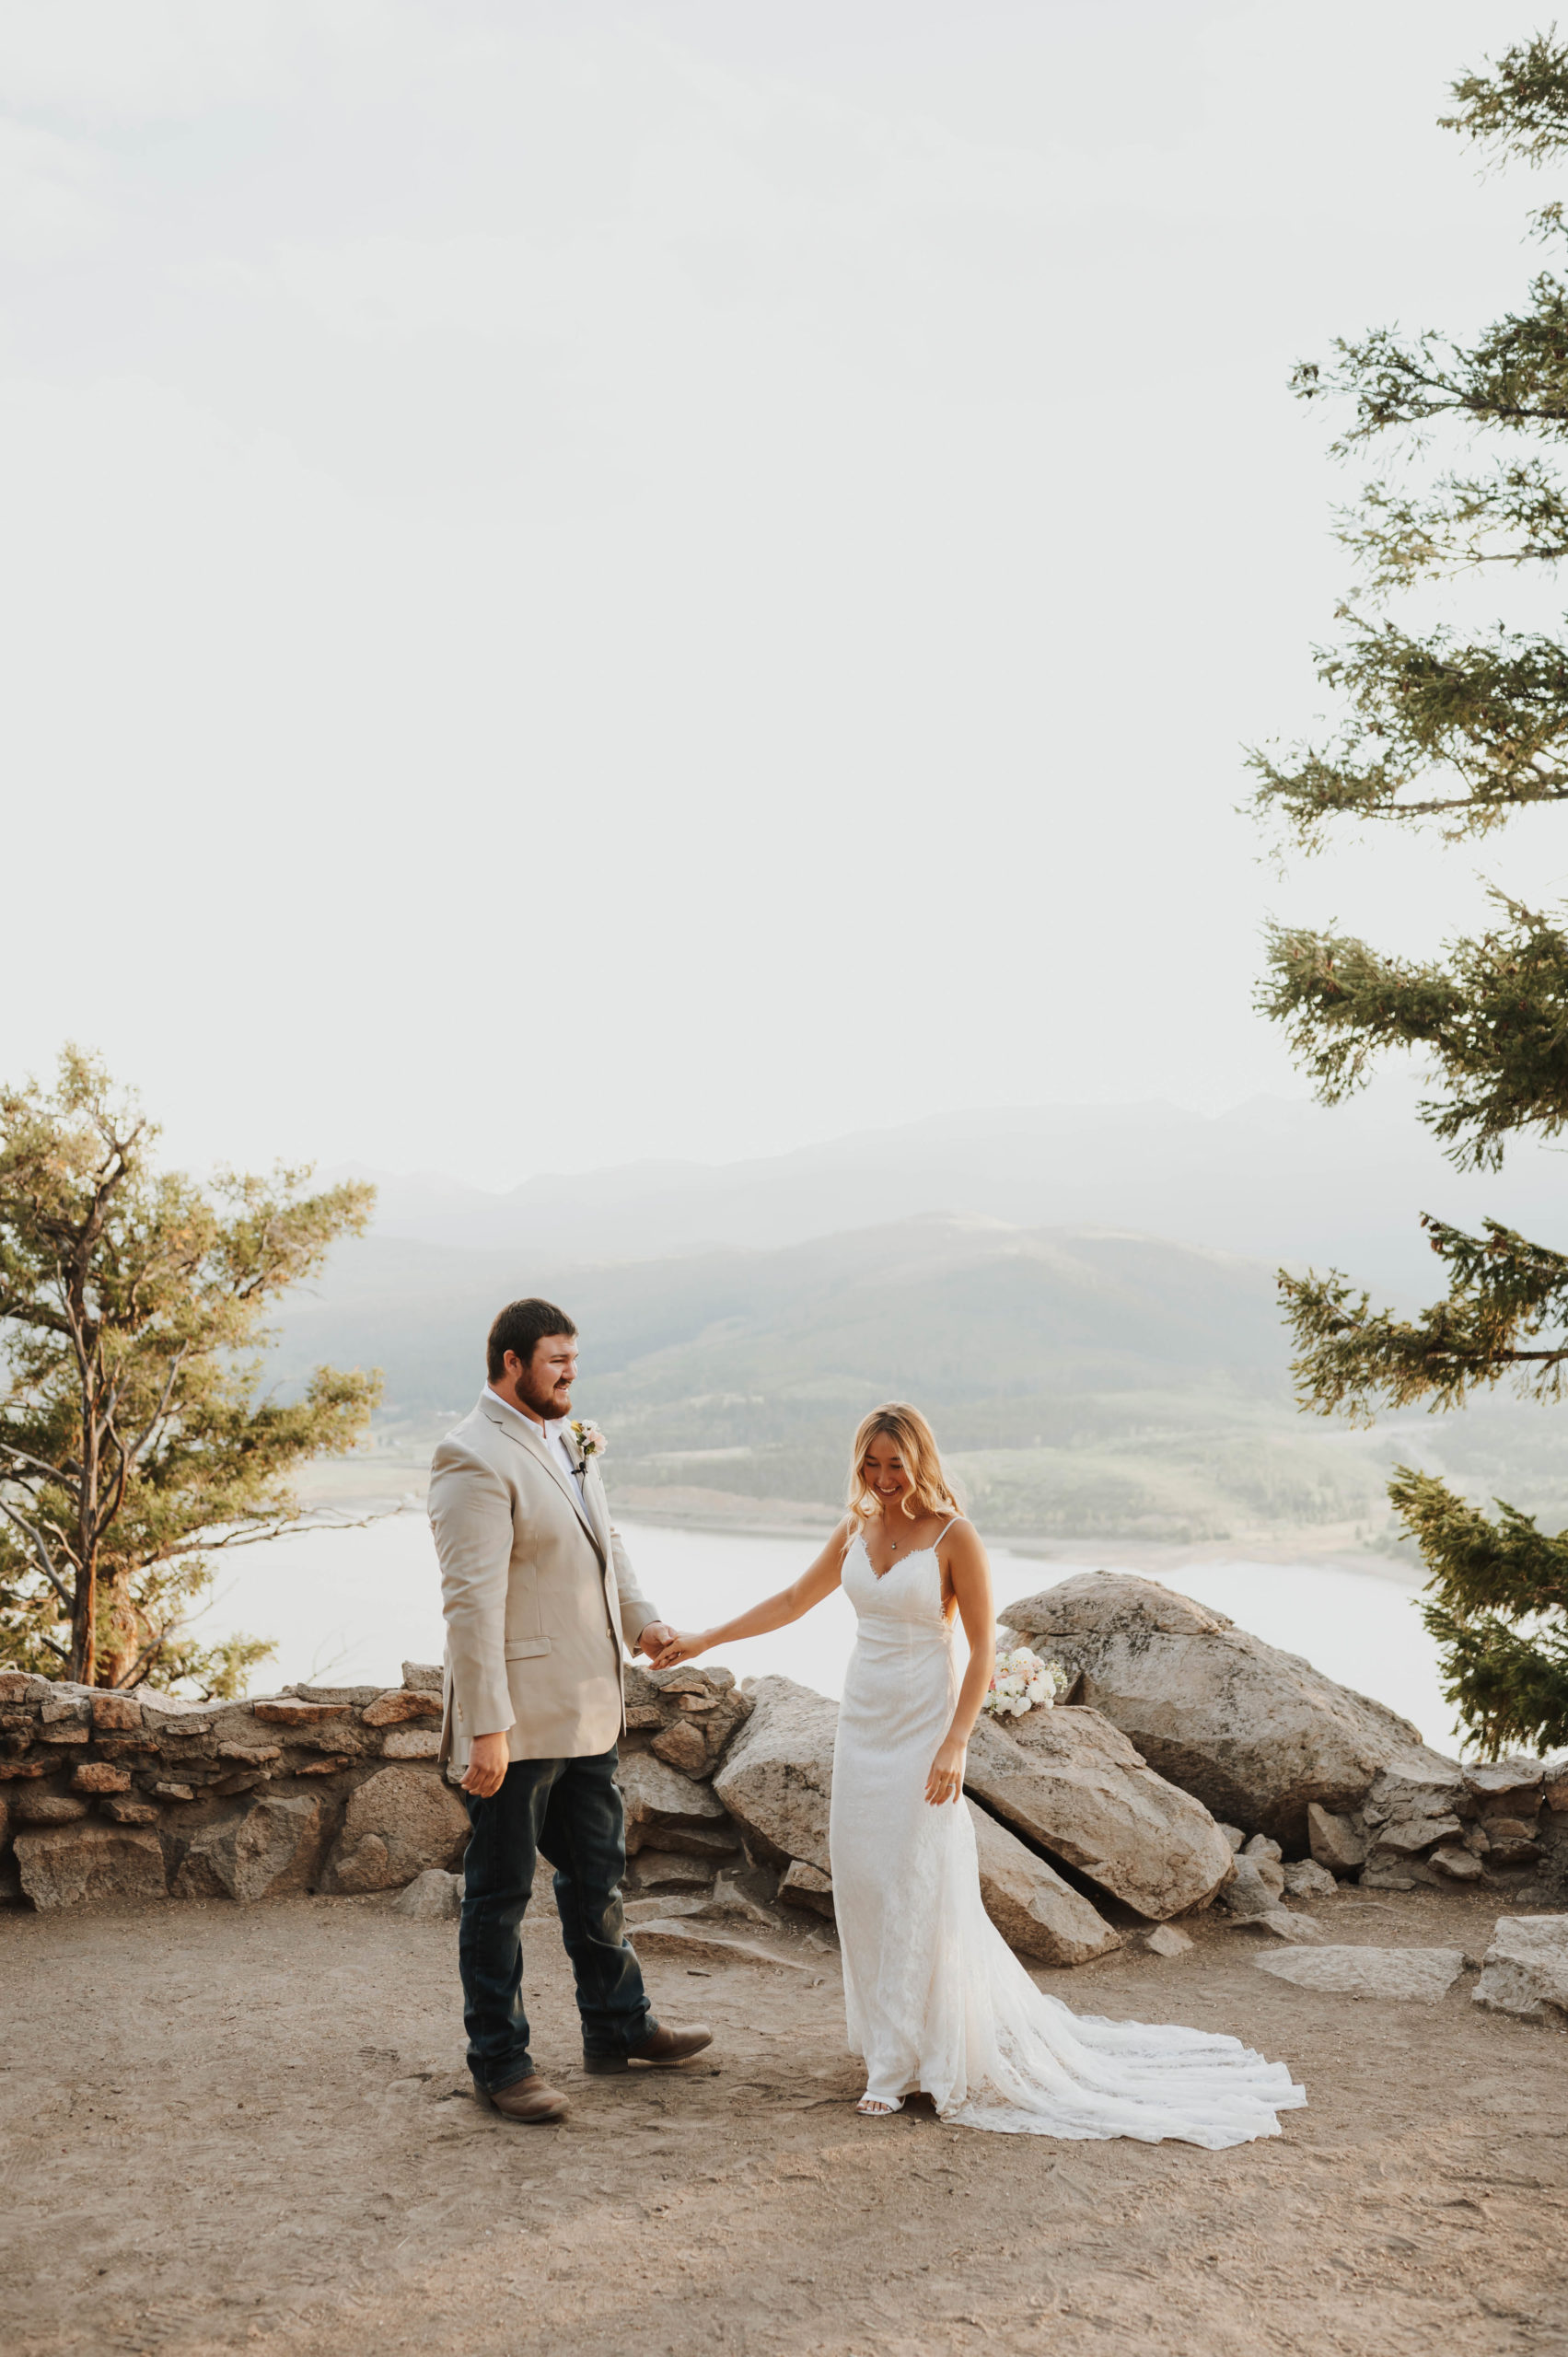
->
[429,1296,714,2123]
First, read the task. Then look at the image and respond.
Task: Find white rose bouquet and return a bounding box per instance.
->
[982,1643,1068,1721]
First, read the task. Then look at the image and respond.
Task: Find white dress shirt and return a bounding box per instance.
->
[485,1386,584,1496]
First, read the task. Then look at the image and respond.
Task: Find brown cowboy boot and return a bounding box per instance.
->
[584,2022,714,2075]
[475,2072,570,2122]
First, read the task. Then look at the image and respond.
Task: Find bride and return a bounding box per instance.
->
[650,1402,1305,2144]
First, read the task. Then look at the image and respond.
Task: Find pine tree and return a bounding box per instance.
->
[1255,34,1568,1757]
[0,1050,379,1694]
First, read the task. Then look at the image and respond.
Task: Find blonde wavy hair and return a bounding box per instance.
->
[847,1402,961,1527]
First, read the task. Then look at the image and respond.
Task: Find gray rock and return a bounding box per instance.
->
[650,1720,711,1778]
[361,1689,444,1727]
[1430,1843,1485,1884]
[623,1894,708,1923]
[1254,1945,1466,2002]
[1307,1804,1366,1875]
[1227,1908,1323,1945]
[401,1662,443,1693]
[322,1766,471,1893]
[1005,1571,1460,1847]
[1217,1824,1246,1852]
[712,1676,838,1873]
[1465,1759,1545,1804]
[174,1796,322,1903]
[1144,1923,1194,1957]
[618,1750,738,1857]
[1367,1814,1464,1857]
[964,1706,1233,1922]
[380,1727,441,1759]
[1253,1856,1286,1900]
[1283,1858,1339,1900]
[10,1792,88,1826]
[966,1800,1121,1968]
[629,1919,813,1972]
[698,1870,783,1929]
[1243,1833,1283,1864]
[624,1848,715,1895]
[1473,1915,1568,2022]
[1218,1855,1279,1921]
[101,1796,159,1826]
[390,1867,463,1922]
[777,1860,836,1918]
[14,1824,167,1909]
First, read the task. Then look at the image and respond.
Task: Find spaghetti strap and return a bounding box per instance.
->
[933,1516,961,1548]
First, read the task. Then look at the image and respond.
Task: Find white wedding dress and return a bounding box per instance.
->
[829,1527,1306,2143]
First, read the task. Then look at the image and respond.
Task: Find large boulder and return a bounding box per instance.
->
[1005,1572,1460,1848]
[713,1676,1121,1964]
[964,1706,1232,1921]
[712,1676,837,1874]
[173,1796,322,1903]
[617,1750,740,1857]
[966,1801,1121,1967]
[1473,1916,1568,2023]
[322,1766,470,1894]
[14,1824,166,1910]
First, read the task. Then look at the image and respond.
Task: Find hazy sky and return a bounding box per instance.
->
[4,1,1561,1186]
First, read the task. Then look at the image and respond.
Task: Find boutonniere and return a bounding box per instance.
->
[571,1419,607,1464]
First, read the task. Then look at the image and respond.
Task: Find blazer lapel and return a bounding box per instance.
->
[482,1400,604,1560]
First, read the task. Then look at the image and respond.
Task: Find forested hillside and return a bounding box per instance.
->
[271,1213,1515,1547]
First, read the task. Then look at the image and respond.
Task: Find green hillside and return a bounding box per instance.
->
[272,1214,1432,1546]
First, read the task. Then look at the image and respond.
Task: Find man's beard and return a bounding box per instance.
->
[517,1372,572,1422]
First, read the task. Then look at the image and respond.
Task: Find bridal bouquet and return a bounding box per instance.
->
[983,1644,1067,1721]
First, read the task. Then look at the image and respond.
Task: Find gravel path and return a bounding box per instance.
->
[4,1884,1566,2354]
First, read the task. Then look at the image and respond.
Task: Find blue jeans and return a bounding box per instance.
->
[459,1744,656,2092]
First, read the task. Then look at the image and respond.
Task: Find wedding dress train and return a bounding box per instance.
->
[828,1528,1306,2144]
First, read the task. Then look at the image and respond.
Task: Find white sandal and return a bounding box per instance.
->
[856,2094,903,2116]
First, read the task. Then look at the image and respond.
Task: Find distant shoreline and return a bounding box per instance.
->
[609,1492,1424,1588]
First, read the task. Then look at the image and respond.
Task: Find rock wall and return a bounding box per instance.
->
[0,1663,460,1912]
[0,1657,1167,1971]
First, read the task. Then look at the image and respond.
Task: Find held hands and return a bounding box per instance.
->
[925,1736,966,1808]
[645,1628,709,1670]
[635,1621,677,1659]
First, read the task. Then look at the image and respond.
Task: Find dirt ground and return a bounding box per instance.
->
[5,1883,1568,2357]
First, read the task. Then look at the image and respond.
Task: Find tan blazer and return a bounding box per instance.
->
[429,1390,660,1771]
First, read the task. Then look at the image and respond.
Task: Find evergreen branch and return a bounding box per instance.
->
[1440,35,1568,169]
[1390,1466,1568,1755]
[1280,1218,1568,1422]
[1337,462,1568,594]
[1260,902,1568,1166]
[1248,618,1568,848]
[1294,281,1568,450]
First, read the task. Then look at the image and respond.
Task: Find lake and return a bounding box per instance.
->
[189,1512,1463,1753]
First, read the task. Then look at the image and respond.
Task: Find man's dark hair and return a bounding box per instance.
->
[486,1298,577,1382]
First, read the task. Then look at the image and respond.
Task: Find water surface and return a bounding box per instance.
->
[190,1515,1460,1750]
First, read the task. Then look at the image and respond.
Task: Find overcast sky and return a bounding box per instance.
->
[3,1,1561,1187]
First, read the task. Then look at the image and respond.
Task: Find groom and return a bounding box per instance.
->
[429,1296,714,2122]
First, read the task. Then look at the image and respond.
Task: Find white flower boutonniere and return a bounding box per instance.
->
[571,1419,607,1464]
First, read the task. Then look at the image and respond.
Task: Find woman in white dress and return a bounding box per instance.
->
[651,1402,1305,2144]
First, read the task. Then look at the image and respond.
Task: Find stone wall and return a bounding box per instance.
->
[0,1663,463,1911]
[0,1658,1156,1972]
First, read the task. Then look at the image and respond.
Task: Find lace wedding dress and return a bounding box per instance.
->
[829,1527,1306,2143]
